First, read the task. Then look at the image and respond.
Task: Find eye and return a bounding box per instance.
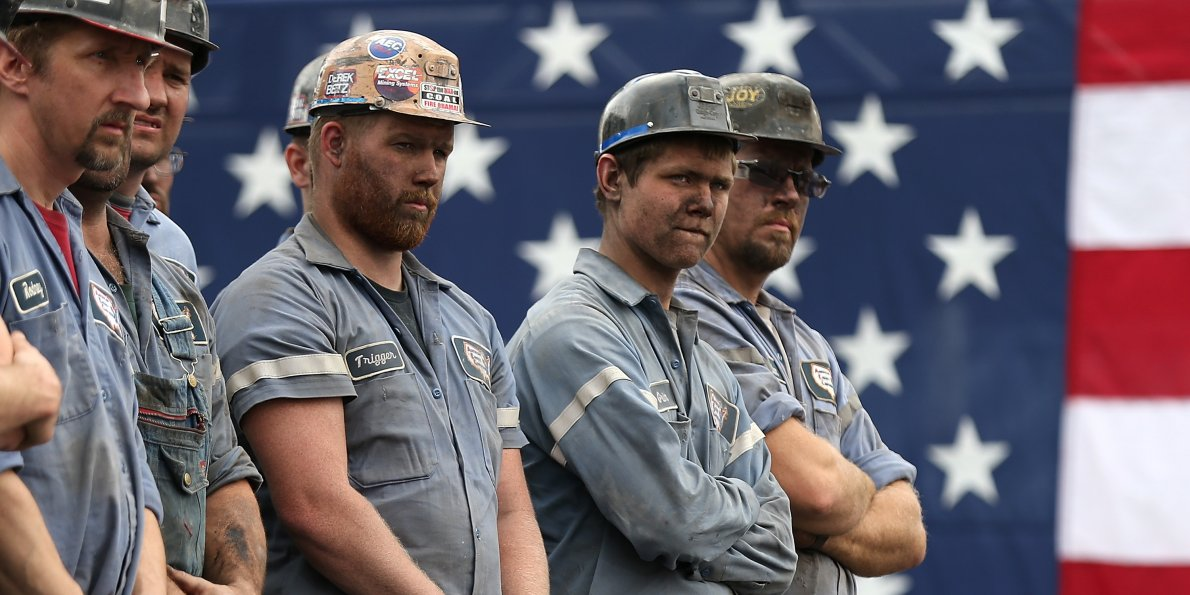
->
[670,174,691,184]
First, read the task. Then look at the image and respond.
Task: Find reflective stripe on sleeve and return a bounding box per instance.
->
[496,406,521,429]
[547,366,629,465]
[727,422,766,466]
[225,353,350,398]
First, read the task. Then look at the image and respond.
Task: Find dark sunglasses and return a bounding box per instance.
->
[735,160,831,199]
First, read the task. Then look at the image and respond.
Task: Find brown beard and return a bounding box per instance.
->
[736,215,797,273]
[331,146,439,252]
[75,110,133,172]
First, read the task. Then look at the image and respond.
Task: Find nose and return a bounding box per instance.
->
[112,64,151,112]
[142,62,167,114]
[411,151,444,189]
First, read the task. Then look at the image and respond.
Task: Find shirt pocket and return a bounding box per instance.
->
[809,399,842,448]
[344,370,440,488]
[11,304,99,424]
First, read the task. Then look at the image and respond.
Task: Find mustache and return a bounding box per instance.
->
[92,110,134,133]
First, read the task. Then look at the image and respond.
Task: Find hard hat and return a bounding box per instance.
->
[1,0,22,39]
[310,30,486,126]
[164,0,216,74]
[16,0,178,49]
[284,53,326,135]
[719,72,841,163]
[597,69,753,158]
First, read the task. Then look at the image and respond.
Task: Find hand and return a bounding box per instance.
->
[0,321,63,450]
[167,567,253,595]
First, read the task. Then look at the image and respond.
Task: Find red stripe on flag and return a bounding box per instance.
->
[1061,561,1190,595]
[1067,248,1190,397]
[1077,0,1190,84]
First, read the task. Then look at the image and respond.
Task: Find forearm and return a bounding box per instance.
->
[817,480,927,576]
[702,470,797,595]
[203,481,266,593]
[0,471,81,595]
[134,510,169,595]
[285,489,442,595]
[495,451,548,595]
[766,418,875,536]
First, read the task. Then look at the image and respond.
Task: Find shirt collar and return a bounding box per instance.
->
[573,248,657,307]
[293,213,453,289]
[687,259,796,314]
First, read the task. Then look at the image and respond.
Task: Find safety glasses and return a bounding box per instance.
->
[735,160,831,199]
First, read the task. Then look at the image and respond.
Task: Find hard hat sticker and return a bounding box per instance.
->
[368,36,406,60]
[375,65,422,102]
[324,69,356,98]
[725,85,766,109]
[420,83,462,115]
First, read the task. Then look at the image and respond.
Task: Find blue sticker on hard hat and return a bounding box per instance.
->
[600,123,652,152]
[368,36,406,60]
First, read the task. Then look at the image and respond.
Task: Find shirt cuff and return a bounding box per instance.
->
[853,449,917,490]
[750,391,806,434]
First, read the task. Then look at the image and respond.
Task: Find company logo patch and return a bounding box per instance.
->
[649,379,677,414]
[800,361,837,404]
[368,36,406,60]
[452,336,492,390]
[420,83,462,115]
[175,301,208,346]
[725,85,766,109]
[707,384,739,439]
[89,281,121,337]
[9,270,49,314]
[344,341,405,381]
[375,65,422,101]
[323,69,356,98]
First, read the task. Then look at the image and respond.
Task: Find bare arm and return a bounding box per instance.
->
[134,510,169,595]
[766,417,875,536]
[495,449,548,595]
[240,397,443,595]
[202,480,266,593]
[0,470,81,595]
[812,480,926,577]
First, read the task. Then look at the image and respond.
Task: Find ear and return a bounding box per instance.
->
[319,122,347,169]
[0,42,33,96]
[284,140,311,190]
[596,153,624,205]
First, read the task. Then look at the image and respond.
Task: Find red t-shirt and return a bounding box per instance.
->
[111,204,133,221]
[33,202,79,294]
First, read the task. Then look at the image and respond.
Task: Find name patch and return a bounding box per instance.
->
[89,281,122,337]
[345,341,405,381]
[800,361,837,404]
[9,270,49,314]
[649,379,677,414]
[707,384,739,439]
[324,69,356,98]
[452,336,492,390]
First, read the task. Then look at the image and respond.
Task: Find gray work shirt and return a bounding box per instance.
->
[677,261,918,595]
[212,214,525,594]
[507,248,797,595]
[127,186,198,277]
[104,210,261,575]
[0,159,161,595]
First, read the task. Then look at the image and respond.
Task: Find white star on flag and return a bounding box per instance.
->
[196,266,215,292]
[932,0,1022,82]
[827,95,916,187]
[928,415,1010,509]
[520,1,609,89]
[517,212,600,299]
[831,306,910,396]
[857,574,913,595]
[764,236,816,300]
[226,128,297,219]
[724,0,815,77]
[443,124,509,204]
[927,207,1016,300]
[322,12,376,53]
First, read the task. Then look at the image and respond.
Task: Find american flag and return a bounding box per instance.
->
[184,1,1189,593]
